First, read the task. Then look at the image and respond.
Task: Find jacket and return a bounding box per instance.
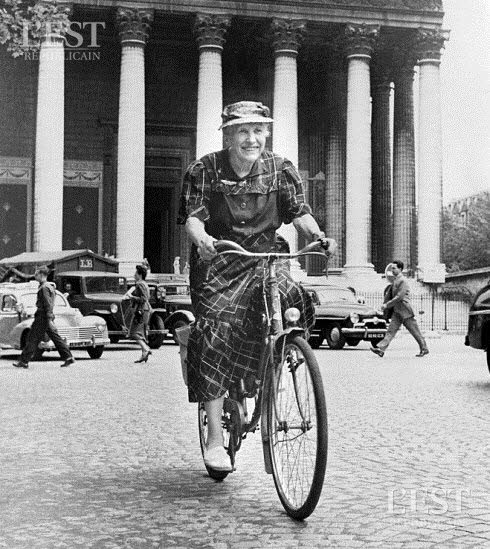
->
[383,274,415,320]
[35,281,56,319]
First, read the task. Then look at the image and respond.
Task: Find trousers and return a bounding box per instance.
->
[377,312,428,352]
[20,314,72,363]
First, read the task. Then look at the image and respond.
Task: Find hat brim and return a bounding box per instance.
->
[219,115,274,130]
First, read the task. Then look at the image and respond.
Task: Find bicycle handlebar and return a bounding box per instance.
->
[214,239,330,260]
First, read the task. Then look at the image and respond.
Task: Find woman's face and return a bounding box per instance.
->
[227,123,268,164]
[134,270,141,281]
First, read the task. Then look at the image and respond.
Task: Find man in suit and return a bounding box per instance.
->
[371,260,429,358]
[13,266,75,369]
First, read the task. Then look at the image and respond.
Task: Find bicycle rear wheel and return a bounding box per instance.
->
[198,402,232,481]
[267,335,328,520]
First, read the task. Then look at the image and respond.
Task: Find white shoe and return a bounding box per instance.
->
[203,446,233,472]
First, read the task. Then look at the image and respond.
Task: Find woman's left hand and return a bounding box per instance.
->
[318,237,337,256]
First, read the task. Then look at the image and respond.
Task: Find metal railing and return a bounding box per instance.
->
[360,292,470,333]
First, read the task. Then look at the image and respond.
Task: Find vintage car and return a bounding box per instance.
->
[464,281,490,373]
[303,283,388,349]
[162,287,194,341]
[55,271,168,349]
[0,282,109,358]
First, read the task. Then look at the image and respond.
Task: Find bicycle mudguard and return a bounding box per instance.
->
[260,390,273,475]
[273,327,305,355]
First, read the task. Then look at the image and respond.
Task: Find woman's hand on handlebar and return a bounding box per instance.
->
[198,235,218,261]
[318,237,337,256]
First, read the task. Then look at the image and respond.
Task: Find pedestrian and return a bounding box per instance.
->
[370,260,429,358]
[127,264,152,363]
[13,266,75,369]
[178,100,336,472]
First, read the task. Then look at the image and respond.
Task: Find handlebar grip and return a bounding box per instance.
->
[213,240,248,253]
[298,240,323,254]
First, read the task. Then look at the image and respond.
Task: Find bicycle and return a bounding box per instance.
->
[197,239,329,520]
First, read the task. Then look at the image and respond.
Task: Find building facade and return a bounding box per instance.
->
[0,0,448,278]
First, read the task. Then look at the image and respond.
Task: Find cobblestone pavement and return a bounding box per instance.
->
[0,334,489,548]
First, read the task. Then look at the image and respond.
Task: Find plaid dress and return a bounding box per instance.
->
[179,149,316,403]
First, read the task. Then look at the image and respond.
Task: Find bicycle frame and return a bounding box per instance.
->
[216,241,328,474]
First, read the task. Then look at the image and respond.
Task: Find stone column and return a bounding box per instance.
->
[194,14,230,158]
[393,59,417,274]
[371,72,392,272]
[325,71,347,270]
[343,24,379,273]
[115,8,152,274]
[415,29,449,283]
[33,33,66,251]
[271,18,305,263]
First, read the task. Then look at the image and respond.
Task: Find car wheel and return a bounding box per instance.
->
[325,323,346,350]
[172,319,190,343]
[87,346,104,359]
[308,335,323,349]
[345,338,360,347]
[148,315,165,349]
[109,335,120,344]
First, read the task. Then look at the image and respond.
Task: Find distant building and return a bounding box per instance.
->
[0,0,448,278]
[445,191,490,227]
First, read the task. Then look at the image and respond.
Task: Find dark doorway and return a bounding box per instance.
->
[63,186,99,251]
[144,149,190,274]
[144,184,176,273]
[0,184,27,258]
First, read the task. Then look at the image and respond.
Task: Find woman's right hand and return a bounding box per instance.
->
[197,235,218,261]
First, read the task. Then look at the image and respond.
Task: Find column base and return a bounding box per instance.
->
[341,263,387,293]
[416,263,446,284]
[289,259,306,281]
[117,259,144,278]
[342,263,376,275]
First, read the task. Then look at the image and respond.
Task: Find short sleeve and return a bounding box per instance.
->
[177,160,211,225]
[279,159,312,224]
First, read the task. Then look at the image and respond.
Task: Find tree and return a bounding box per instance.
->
[442,194,490,272]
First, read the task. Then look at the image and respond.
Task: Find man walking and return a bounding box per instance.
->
[371,260,429,358]
[13,266,75,369]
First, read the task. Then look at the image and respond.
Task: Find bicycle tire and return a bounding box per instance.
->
[266,335,328,520]
[198,402,231,481]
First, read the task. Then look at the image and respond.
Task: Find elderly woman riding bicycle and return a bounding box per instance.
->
[178,101,337,472]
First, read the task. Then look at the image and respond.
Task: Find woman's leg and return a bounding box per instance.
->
[136,339,149,353]
[204,395,225,449]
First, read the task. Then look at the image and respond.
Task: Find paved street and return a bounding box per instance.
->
[1,335,489,548]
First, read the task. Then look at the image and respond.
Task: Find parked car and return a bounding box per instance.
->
[464,281,490,373]
[0,281,109,358]
[55,271,167,349]
[152,279,194,342]
[162,289,194,341]
[302,283,389,349]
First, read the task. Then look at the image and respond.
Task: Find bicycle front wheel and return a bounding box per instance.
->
[267,335,328,520]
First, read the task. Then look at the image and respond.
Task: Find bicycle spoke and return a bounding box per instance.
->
[267,336,328,519]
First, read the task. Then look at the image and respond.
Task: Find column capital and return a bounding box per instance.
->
[194,13,231,50]
[389,33,419,80]
[415,28,450,63]
[271,18,306,55]
[344,23,379,59]
[116,8,153,46]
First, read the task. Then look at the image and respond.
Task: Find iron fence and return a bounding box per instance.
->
[361,291,470,333]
